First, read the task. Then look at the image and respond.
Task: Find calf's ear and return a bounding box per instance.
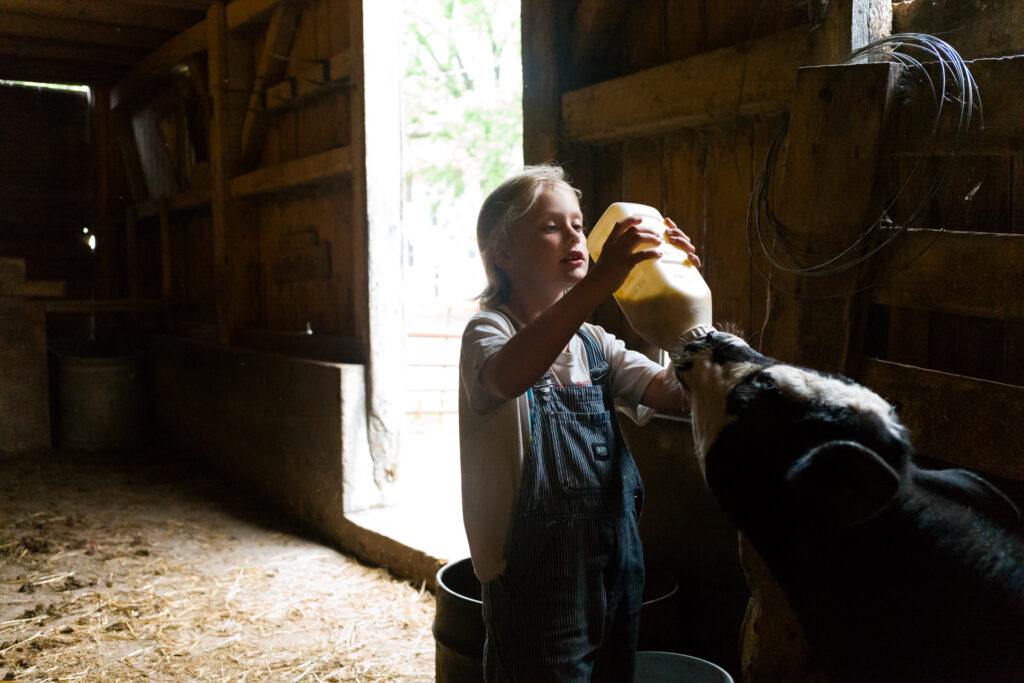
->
[914,467,1021,526]
[786,440,900,526]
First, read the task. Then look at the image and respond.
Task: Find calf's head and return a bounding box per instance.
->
[672,329,913,528]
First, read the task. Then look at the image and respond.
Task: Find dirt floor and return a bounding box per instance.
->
[0,448,436,682]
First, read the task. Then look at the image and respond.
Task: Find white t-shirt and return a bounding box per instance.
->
[458,307,666,581]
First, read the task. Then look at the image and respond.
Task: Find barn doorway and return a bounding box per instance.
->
[396,0,523,559]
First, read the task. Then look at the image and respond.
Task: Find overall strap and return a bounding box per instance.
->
[575,328,610,387]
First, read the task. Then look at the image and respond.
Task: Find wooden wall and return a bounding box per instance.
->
[97,0,402,484]
[525,0,1024,678]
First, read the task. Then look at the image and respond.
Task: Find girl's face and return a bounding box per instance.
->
[497,185,588,300]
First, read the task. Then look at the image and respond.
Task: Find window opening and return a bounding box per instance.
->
[397,0,523,558]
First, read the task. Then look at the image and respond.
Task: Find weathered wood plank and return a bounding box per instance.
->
[621,137,664,359]
[859,358,1024,481]
[522,0,568,162]
[887,56,1024,155]
[866,229,1024,320]
[569,0,630,87]
[230,146,352,198]
[561,25,810,144]
[240,3,301,167]
[758,62,898,371]
[705,125,754,338]
[893,0,1024,61]
[350,0,403,485]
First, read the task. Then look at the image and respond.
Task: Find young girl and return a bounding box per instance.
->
[459,164,699,681]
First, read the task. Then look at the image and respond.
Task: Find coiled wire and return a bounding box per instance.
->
[747,33,982,287]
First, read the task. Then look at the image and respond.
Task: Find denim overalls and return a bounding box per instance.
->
[482,328,646,682]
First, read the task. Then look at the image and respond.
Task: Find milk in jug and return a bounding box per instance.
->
[587,202,713,350]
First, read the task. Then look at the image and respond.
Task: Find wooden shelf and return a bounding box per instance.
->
[561,25,810,143]
[230,146,352,199]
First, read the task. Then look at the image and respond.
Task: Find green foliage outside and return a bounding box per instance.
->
[402,0,523,219]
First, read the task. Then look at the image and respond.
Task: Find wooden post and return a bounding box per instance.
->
[758,62,899,370]
[91,85,118,299]
[207,1,253,344]
[350,0,403,494]
[522,0,571,164]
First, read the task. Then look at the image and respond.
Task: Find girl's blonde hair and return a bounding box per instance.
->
[476,164,582,306]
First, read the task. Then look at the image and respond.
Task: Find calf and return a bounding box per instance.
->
[673,329,1024,682]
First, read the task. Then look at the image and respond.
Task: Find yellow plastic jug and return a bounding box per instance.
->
[587,202,713,350]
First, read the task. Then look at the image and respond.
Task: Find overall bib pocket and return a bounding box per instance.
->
[549,410,618,493]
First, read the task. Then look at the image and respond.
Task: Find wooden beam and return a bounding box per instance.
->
[561,25,811,143]
[230,146,352,199]
[866,229,1024,321]
[0,36,147,66]
[860,358,1024,481]
[239,3,300,167]
[111,19,207,109]
[0,0,201,31]
[0,12,172,50]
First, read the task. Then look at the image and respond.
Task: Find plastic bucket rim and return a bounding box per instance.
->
[635,650,734,682]
[436,558,482,606]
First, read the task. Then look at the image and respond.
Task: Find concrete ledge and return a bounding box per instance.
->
[150,334,444,588]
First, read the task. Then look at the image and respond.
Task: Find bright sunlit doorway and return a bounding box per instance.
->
[380,0,523,561]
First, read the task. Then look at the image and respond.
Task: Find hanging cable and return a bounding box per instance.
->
[746,33,982,289]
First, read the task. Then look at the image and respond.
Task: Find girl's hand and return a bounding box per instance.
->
[663,217,701,268]
[587,215,662,293]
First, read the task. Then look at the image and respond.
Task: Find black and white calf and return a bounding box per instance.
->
[673,329,1024,683]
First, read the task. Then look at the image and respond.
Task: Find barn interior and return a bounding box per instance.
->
[1,0,1022,680]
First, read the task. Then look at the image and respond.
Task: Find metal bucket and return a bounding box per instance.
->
[58,352,143,452]
[432,558,683,682]
[634,651,734,682]
[639,565,682,652]
[433,557,484,683]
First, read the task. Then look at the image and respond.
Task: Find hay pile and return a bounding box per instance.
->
[0,451,436,681]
